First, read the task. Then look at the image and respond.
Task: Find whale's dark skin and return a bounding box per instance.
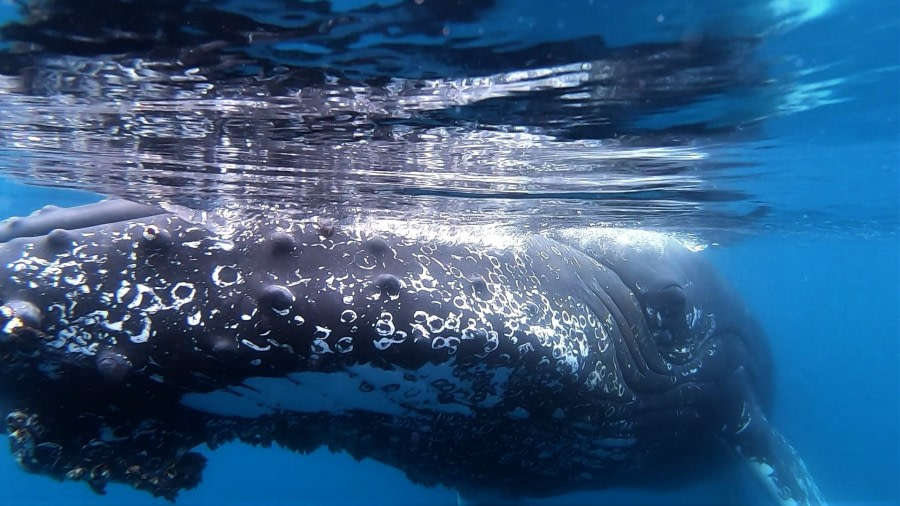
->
[0,201,824,504]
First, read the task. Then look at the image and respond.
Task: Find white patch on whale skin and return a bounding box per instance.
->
[2,317,24,334]
[129,315,153,343]
[64,272,86,286]
[187,310,203,326]
[180,363,513,419]
[747,458,800,506]
[240,339,271,352]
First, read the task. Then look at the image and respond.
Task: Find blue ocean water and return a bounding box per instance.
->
[0,1,897,505]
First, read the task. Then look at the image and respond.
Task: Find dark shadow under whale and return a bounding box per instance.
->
[0,201,824,504]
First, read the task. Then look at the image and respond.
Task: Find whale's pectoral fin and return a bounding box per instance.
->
[714,367,826,506]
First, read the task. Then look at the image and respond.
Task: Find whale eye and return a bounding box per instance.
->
[653,284,687,317]
[638,280,686,316]
[640,283,689,347]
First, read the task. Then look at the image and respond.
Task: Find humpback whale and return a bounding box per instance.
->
[0,200,824,504]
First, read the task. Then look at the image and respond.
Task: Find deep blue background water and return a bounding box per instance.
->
[0,0,898,505]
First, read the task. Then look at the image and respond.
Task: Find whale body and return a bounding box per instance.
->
[0,201,824,504]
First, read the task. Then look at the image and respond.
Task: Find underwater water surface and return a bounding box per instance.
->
[0,0,897,505]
